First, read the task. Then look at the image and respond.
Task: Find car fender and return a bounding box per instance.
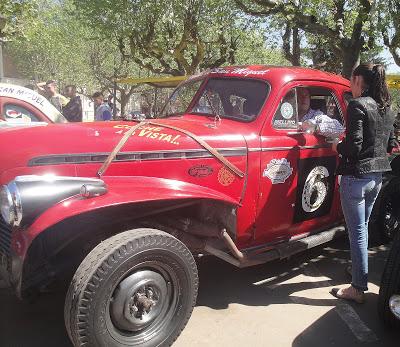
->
[17,176,238,255]
[389,153,400,176]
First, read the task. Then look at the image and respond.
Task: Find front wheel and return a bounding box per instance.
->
[64,228,198,347]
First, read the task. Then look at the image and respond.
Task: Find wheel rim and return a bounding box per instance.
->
[110,270,168,332]
[105,260,180,345]
[383,194,400,239]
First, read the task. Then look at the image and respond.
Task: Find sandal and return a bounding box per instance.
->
[330,286,365,304]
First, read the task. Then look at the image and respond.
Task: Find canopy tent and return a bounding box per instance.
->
[387,74,400,89]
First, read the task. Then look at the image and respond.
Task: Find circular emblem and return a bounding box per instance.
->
[218,167,235,186]
[302,166,329,213]
[6,109,22,119]
[280,102,294,119]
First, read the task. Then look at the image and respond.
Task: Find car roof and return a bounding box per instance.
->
[202,65,350,87]
[0,83,64,122]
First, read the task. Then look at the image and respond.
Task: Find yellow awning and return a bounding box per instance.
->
[116,75,188,87]
[387,74,400,89]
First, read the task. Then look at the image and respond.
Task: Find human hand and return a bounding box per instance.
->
[331,138,341,152]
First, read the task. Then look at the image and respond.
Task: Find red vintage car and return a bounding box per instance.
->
[0,83,67,125]
[0,66,395,347]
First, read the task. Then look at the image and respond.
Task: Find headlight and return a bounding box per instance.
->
[1,175,107,228]
[0,182,22,226]
[389,295,400,320]
[0,185,14,224]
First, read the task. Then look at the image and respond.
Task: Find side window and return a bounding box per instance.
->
[272,86,344,130]
[300,87,344,125]
[272,88,298,129]
[3,104,40,123]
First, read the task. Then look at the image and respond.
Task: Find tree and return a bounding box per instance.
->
[235,0,382,78]
[86,40,142,116]
[73,0,285,76]
[6,0,96,87]
[0,1,37,40]
[380,0,400,66]
[6,0,142,114]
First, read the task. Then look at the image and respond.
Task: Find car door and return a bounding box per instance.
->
[255,81,345,245]
[0,97,50,123]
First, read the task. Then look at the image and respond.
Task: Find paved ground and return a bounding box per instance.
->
[0,237,399,347]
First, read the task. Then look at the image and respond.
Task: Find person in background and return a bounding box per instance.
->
[63,85,83,122]
[40,80,69,112]
[92,92,112,121]
[331,63,397,303]
[107,95,115,113]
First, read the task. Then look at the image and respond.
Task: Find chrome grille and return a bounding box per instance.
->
[0,216,12,257]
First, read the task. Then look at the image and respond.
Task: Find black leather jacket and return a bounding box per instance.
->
[336,96,397,176]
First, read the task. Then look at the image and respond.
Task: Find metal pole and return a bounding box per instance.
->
[0,42,4,82]
[113,55,117,119]
[0,14,5,83]
[113,78,117,119]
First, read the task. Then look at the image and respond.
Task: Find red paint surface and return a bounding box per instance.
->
[0,66,351,260]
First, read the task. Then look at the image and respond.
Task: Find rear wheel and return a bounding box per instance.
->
[370,176,400,244]
[64,228,198,347]
[378,231,400,328]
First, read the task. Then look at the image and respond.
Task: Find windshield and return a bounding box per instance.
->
[159,79,203,118]
[160,77,270,122]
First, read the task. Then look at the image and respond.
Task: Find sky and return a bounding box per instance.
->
[383,49,399,74]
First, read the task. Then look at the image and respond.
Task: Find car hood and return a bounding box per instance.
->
[0,117,249,182]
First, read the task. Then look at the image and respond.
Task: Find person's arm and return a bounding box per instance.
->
[386,111,398,153]
[336,100,364,158]
[102,108,112,121]
[77,97,83,121]
[60,95,69,107]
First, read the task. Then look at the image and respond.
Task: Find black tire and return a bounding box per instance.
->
[378,231,400,328]
[64,228,198,347]
[369,176,400,245]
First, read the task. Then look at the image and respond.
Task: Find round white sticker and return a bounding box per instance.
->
[281,102,294,119]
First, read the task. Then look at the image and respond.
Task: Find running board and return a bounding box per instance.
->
[204,225,345,268]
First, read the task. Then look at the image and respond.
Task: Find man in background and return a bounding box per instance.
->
[37,80,69,112]
[92,92,112,121]
[63,85,83,122]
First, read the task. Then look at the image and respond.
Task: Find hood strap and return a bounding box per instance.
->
[97,120,245,178]
[148,121,244,178]
[97,121,146,177]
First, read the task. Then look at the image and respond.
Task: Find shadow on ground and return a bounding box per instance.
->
[0,237,398,347]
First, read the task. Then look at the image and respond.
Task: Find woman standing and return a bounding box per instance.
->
[331,63,397,303]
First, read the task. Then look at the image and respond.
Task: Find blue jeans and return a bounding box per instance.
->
[339,173,382,291]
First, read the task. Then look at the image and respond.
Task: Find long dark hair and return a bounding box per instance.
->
[352,63,391,111]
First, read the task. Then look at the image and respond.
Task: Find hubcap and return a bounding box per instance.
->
[383,196,400,239]
[110,270,168,332]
